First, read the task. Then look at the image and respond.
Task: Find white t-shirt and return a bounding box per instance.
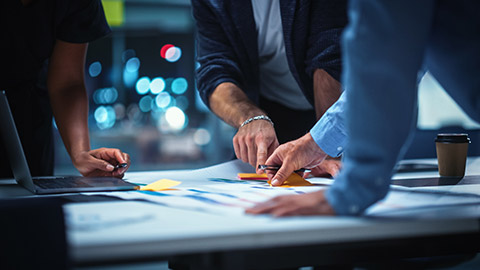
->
[251,0,312,110]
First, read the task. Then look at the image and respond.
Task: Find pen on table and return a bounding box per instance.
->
[257,165,311,173]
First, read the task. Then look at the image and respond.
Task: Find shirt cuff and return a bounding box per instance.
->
[310,113,346,157]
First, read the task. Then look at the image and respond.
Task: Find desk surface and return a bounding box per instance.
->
[2,158,480,267]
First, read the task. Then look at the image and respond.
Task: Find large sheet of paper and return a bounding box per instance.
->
[83,159,480,218]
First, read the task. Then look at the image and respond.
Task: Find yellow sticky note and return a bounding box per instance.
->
[238,173,268,180]
[268,173,313,187]
[140,179,181,191]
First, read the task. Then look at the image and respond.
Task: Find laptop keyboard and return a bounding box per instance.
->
[33,177,92,189]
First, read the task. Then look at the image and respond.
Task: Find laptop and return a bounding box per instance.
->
[0,90,139,194]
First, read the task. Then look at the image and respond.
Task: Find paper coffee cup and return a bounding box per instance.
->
[435,133,470,177]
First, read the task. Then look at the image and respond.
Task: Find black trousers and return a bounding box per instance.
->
[259,96,316,144]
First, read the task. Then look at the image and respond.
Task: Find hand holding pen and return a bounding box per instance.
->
[259,133,328,186]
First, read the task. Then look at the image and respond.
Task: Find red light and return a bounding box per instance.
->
[160,44,175,59]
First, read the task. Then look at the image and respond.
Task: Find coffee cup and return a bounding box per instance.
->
[435,133,470,177]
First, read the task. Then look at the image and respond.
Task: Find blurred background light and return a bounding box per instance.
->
[160,44,174,58]
[171,77,188,94]
[165,106,186,130]
[150,77,166,94]
[193,128,211,146]
[123,68,139,87]
[155,92,172,109]
[165,46,182,62]
[89,61,102,77]
[139,95,153,113]
[93,87,118,104]
[125,57,140,72]
[136,76,151,95]
[102,0,124,27]
[94,105,116,129]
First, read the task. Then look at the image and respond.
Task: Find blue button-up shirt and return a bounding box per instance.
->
[313,0,480,215]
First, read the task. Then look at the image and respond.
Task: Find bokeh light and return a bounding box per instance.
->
[160,44,174,58]
[165,106,186,130]
[155,92,172,109]
[125,57,140,73]
[165,46,182,62]
[123,68,138,87]
[94,105,116,129]
[135,76,151,95]
[139,96,153,113]
[171,77,188,95]
[88,61,102,77]
[193,128,211,146]
[150,77,166,94]
[93,87,118,104]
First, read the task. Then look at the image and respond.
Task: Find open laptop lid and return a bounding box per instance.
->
[0,90,36,192]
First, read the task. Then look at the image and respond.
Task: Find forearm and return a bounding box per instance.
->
[313,69,342,119]
[210,82,265,128]
[49,85,91,159]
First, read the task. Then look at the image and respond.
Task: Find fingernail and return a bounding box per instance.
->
[106,164,115,171]
[272,179,280,186]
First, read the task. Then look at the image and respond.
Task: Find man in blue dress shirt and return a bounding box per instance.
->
[247,0,480,216]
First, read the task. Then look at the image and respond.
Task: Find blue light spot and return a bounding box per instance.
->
[89,61,102,77]
[93,87,118,104]
[171,78,188,95]
[155,92,171,108]
[150,77,166,94]
[139,96,153,112]
[136,77,151,95]
[94,106,108,123]
[103,87,118,104]
[125,57,140,73]
[123,68,138,87]
[94,106,116,129]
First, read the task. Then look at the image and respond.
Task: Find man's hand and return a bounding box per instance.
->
[245,190,335,216]
[264,133,328,186]
[305,157,342,178]
[233,120,279,173]
[72,148,130,178]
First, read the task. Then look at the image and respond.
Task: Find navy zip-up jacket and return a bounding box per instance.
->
[192,0,347,108]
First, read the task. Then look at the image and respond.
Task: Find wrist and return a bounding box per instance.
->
[304,133,327,158]
[240,115,274,129]
[71,149,90,165]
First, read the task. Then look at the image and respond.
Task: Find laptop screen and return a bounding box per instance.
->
[0,90,37,192]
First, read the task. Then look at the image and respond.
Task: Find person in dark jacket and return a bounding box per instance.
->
[192,0,347,176]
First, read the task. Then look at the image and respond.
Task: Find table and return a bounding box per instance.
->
[2,158,480,269]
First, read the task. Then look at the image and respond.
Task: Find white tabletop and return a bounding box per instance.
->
[63,158,480,264]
